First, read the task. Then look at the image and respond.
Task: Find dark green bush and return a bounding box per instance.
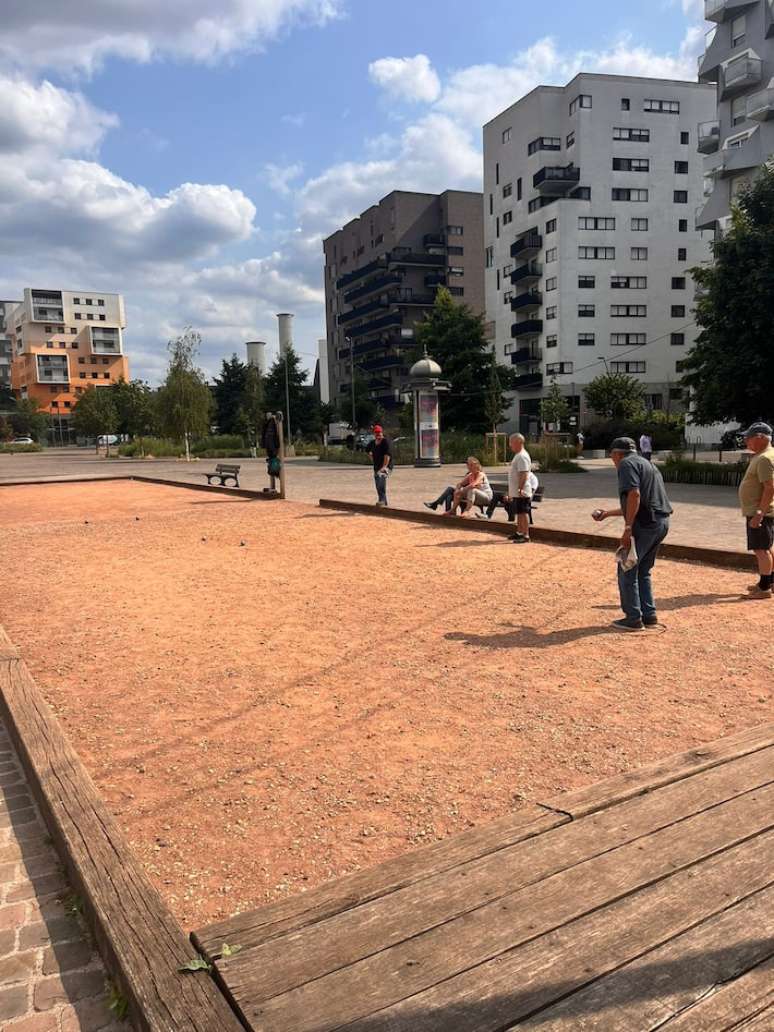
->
[661,456,748,487]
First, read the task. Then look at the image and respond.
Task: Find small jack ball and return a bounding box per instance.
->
[240,540,246,547]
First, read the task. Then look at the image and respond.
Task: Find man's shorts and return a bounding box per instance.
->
[514,497,531,515]
[746,516,774,551]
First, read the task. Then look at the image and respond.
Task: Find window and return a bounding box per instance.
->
[546,305,557,320]
[503,182,512,198]
[98,314,106,321]
[545,247,557,262]
[503,211,513,225]
[70,328,77,334]
[731,14,746,47]
[502,127,512,143]
[613,157,650,172]
[74,313,82,320]
[447,225,463,235]
[87,313,94,320]
[673,190,688,203]
[545,218,557,234]
[579,246,615,259]
[612,361,646,373]
[489,193,493,215]
[71,343,78,349]
[375,233,383,245]
[448,266,464,276]
[621,98,630,111]
[91,372,98,379]
[578,304,595,317]
[569,94,592,115]
[85,298,93,305]
[73,297,80,304]
[578,333,595,346]
[675,360,686,373]
[448,245,464,255]
[503,263,513,276]
[578,275,595,288]
[613,127,649,142]
[572,186,591,200]
[671,333,685,346]
[78,357,85,364]
[517,178,522,201]
[631,217,648,231]
[496,270,501,289]
[611,333,647,345]
[566,130,575,148]
[496,216,500,238]
[677,247,687,261]
[611,304,647,317]
[485,245,494,268]
[528,136,561,154]
[546,334,558,348]
[547,361,574,375]
[495,162,499,185]
[79,372,86,379]
[644,99,680,114]
[103,373,110,379]
[680,131,690,145]
[672,277,686,289]
[46,341,53,349]
[674,160,689,173]
[671,305,686,317]
[546,277,557,291]
[612,188,648,201]
[579,216,615,230]
[631,247,648,260]
[679,218,688,232]
[449,286,464,296]
[611,275,647,288]
[731,95,747,127]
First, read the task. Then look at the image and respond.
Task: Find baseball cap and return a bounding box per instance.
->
[373,424,383,435]
[742,421,773,438]
[609,436,636,453]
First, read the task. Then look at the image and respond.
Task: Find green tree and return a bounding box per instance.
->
[112,379,157,442]
[234,364,265,448]
[10,398,48,442]
[213,354,248,435]
[156,328,212,460]
[0,415,12,441]
[682,163,774,425]
[540,378,570,429]
[72,386,119,454]
[415,288,514,432]
[584,372,645,421]
[263,344,320,437]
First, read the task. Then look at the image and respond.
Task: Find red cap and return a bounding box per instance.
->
[373,425,383,434]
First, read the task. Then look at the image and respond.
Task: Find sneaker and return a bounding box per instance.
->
[509,533,530,543]
[744,586,772,599]
[475,511,489,520]
[611,618,645,631]
[642,616,660,628]
[423,502,437,511]
[748,582,772,593]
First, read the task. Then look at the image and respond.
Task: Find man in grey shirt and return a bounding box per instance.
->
[592,437,673,631]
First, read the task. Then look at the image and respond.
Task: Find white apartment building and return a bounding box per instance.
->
[0,300,20,392]
[483,73,716,436]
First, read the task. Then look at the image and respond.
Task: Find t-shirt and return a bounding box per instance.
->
[639,435,652,453]
[369,437,393,472]
[617,453,673,528]
[739,447,774,517]
[509,449,533,498]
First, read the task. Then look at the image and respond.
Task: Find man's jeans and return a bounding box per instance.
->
[618,517,670,622]
[374,469,390,504]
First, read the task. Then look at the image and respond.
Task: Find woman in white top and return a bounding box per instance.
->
[444,456,493,517]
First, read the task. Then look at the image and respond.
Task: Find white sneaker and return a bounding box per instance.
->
[475,511,489,520]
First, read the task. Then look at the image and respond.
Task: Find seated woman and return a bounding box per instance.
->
[424,457,493,517]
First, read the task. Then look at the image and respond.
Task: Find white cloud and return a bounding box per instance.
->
[0,0,343,75]
[0,75,118,155]
[368,54,441,104]
[281,112,307,128]
[263,162,305,196]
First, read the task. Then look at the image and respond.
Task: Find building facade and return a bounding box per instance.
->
[323,190,484,415]
[697,0,774,230]
[0,300,20,393]
[8,288,129,423]
[483,73,716,436]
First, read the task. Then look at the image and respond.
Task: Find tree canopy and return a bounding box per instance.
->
[263,343,319,437]
[683,163,774,425]
[584,372,645,421]
[156,328,212,457]
[213,354,248,434]
[112,378,157,439]
[540,378,570,429]
[9,398,48,441]
[72,386,119,451]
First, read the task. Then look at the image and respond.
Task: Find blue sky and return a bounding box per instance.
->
[0,0,704,383]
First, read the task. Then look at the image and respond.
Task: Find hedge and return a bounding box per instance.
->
[660,457,748,487]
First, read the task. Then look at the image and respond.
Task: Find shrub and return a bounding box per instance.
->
[583,416,684,451]
[191,435,244,454]
[0,442,43,454]
[660,456,748,487]
[118,438,183,458]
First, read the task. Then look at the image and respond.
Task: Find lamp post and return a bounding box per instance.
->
[597,355,610,374]
[408,348,449,468]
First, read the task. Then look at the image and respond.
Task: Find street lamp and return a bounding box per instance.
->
[597,355,610,374]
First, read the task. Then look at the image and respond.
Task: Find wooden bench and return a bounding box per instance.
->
[205,463,241,488]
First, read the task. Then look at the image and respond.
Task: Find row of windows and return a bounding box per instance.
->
[536,303,686,318]
[544,333,685,348]
[548,270,688,288]
[71,297,106,307]
[504,100,684,146]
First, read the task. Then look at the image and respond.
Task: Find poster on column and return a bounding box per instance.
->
[418,391,440,461]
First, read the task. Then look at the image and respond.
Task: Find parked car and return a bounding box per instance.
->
[97,435,119,445]
[12,436,34,444]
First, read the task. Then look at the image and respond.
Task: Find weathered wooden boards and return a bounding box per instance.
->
[0,627,244,1032]
[198,721,774,1032]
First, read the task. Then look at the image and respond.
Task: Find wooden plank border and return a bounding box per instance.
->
[0,624,245,1032]
[318,498,755,570]
[0,472,280,502]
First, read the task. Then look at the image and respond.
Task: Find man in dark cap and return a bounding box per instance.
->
[738,421,774,599]
[592,437,673,631]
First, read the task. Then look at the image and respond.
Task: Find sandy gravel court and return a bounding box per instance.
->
[1,479,772,929]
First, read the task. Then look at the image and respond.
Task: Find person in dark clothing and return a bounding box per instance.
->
[592,436,673,631]
[367,425,393,506]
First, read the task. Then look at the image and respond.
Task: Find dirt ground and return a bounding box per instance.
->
[1,480,772,931]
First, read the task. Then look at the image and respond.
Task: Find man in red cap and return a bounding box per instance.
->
[367,425,393,506]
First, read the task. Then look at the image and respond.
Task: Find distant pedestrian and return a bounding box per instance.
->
[367,425,393,506]
[738,421,774,599]
[639,432,653,462]
[592,437,673,631]
[506,433,533,544]
[576,431,585,456]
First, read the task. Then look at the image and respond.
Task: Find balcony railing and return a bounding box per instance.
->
[513,372,544,390]
[348,312,402,338]
[746,87,774,122]
[510,347,543,365]
[705,0,754,21]
[338,298,388,326]
[423,234,445,247]
[721,56,762,98]
[510,263,543,286]
[357,355,405,372]
[698,120,721,153]
[387,250,445,268]
[533,165,580,194]
[31,295,62,306]
[511,319,543,338]
[336,257,387,291]
[394,292,437,306]
[510,234,542,259]
[344,274,402,305]
[424,272,446,287]
[511,291,542,311]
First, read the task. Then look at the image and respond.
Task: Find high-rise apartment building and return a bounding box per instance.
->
[323,190,483,414]
[9,288,129,421]
[483,73,716,436]
[697,0,774,230]
[0,300,20,393]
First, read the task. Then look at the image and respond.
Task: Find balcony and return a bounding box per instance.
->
[513,372,543,390]
[424,272,446,287]
[348,312,402,338]
[510,263,542,286]
[338,298,388,326]
[352,337,390,357]
[511,319,543,339]
[720,56,762,99]
[705,0,757,21]
[511,291,542,312]
[30,294,62,306]
[746,87,774,122]
[698,120,721,153]
[344,274,402,304]
[387,250,445,268]
[510,347,543,365]
[394,292,437,307]
[358,355,405,373]
[533,164,580,195]
[423,234,445,248]
[33,307,64,321]
[510,233,542,259]
[336,257,387,290]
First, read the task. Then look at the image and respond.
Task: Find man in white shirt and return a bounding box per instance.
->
[639,433,653,462]
[507,433,533,543]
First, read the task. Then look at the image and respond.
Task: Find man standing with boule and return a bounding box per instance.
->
[738,422,774,599]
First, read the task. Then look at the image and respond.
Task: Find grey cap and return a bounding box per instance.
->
[742,421,773,438]
[610,436,637,453]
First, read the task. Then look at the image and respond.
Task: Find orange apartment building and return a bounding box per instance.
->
[9,287,129,426]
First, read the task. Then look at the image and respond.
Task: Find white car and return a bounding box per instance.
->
[12,436,34,444]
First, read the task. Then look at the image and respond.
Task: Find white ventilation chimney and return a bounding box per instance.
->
[245,340,266,375]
